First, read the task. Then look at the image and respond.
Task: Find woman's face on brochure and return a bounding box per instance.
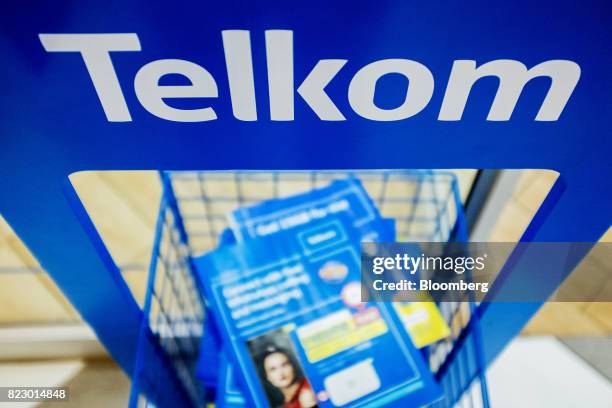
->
[264,352,295,389]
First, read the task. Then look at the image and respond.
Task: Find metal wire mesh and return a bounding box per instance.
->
[130,187,206,408]
[170,170,461,255]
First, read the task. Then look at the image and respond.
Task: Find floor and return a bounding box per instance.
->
[0,359,129,408]
[559,337,612,382]
[487,337,612,408]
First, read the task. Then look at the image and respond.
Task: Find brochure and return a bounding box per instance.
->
[228,177,450,349]
[195,309,222,388]
[216,351,248,408]
[195,216,442,408]
[228,178,387,243]
[195,228,235,386]
[393,302,451,349]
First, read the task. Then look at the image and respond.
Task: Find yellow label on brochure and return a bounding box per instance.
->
[297,307,388,362]
[394,302,451,348]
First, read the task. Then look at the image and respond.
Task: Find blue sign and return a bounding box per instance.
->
[0,1,610,404]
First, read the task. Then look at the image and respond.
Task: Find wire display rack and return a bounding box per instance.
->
[130,170,489,408]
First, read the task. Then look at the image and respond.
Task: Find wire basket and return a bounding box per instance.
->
[129,170,489,408]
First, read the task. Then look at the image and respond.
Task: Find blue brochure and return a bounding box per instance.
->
[195,229,236,387]
[228,178,388,243]
[216,351,248,408]
[211,220,397,408]
[226,178,450,347]
[195,216,441,408]
[195,309,222,388]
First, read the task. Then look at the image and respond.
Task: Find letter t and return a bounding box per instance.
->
[39,33,141,122]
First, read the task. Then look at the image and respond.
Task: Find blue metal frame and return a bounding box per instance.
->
[130,183,205,407]
[462,170,500,235]
[0,0,610,405]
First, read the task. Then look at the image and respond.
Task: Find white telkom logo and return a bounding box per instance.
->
[38,31,581,123]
